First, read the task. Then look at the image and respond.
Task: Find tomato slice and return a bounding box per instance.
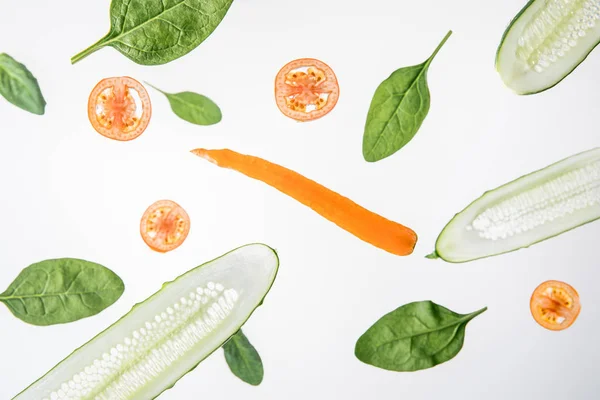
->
[88,76,152,141]
[140,200,190,253]
[530,280,581,331]
[274,58,339,121]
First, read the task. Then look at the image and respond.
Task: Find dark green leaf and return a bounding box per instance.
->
[362,31,452,162]
[223,330,264,385]
[0,258,124,326]
[71,0,234,65]
[147,83,221,125]
[0,53,46,115]
[355,300,486,372]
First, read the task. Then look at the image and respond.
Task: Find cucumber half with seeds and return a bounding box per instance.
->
[430,148,600,263]
[13,243,279,400]
[496,0,600,94]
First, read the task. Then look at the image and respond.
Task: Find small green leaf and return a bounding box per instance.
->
[425,251,439,259]
[0,53,46,115]
[70,0,234,65]
[0,258,124,326]
[223,330,264,385]
[362,31,452,162]
[147,82,221,126]
[355,300,486,372]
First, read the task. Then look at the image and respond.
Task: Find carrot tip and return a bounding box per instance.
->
[190,149,218,165]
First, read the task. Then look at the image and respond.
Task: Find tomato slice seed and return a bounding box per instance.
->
[95,86,142,132]
[283,66,332,112]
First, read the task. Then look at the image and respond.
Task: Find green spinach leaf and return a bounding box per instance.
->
[355,300,486,372]
[147,83,221,125]
[362,31,452,162]
[0,258,124,326]
[223,330,264,385]
[71,0,234,65]
[0,53,46,115]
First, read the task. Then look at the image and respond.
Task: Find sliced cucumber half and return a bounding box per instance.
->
[431,148,600,263]
[13,243,279,400]
[496,0,600,94]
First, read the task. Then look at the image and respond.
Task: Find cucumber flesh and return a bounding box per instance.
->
[496,0,600,94]
[13,244,279,400]
[433,148,600,262]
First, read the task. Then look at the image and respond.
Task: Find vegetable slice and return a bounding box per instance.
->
[530,280,581,331]
[0,53,46,115]
[430,147,600,263]
[140,200,191,253]
[355,301,487,372]
[88,77,152,141]
[274,58,339,121]
[191,148,417,256]
[71,0,234,65]
[496,0,600,94]
[0,258,124,326]
[13,243,279,399]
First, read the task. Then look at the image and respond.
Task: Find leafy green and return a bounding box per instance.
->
[0,53,46,115]
[362,31,452,162]
[147,82,221,125]
[355,300,486,372]
[70,0,234,65]
[0,258,124,326]
[223,330,264,385]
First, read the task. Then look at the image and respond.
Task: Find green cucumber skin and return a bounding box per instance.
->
[495,0,600,95]
[13,243,279,400]
[432,150,600,263]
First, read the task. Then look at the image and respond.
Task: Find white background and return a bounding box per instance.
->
[1,0,599,398]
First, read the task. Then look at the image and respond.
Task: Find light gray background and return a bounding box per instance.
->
[1,0,598,399]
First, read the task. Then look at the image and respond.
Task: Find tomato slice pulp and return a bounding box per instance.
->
[88,77,151,141]
[140,200,190,253]
[275,58,339,121]
[530,280,581,331]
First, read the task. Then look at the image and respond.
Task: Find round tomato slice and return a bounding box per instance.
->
[140,200,190,253]
[530,280,581,331]
[88,76,152,141]
[275,58,339,121]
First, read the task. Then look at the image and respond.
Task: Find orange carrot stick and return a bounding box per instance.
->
[191,148,417,256]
